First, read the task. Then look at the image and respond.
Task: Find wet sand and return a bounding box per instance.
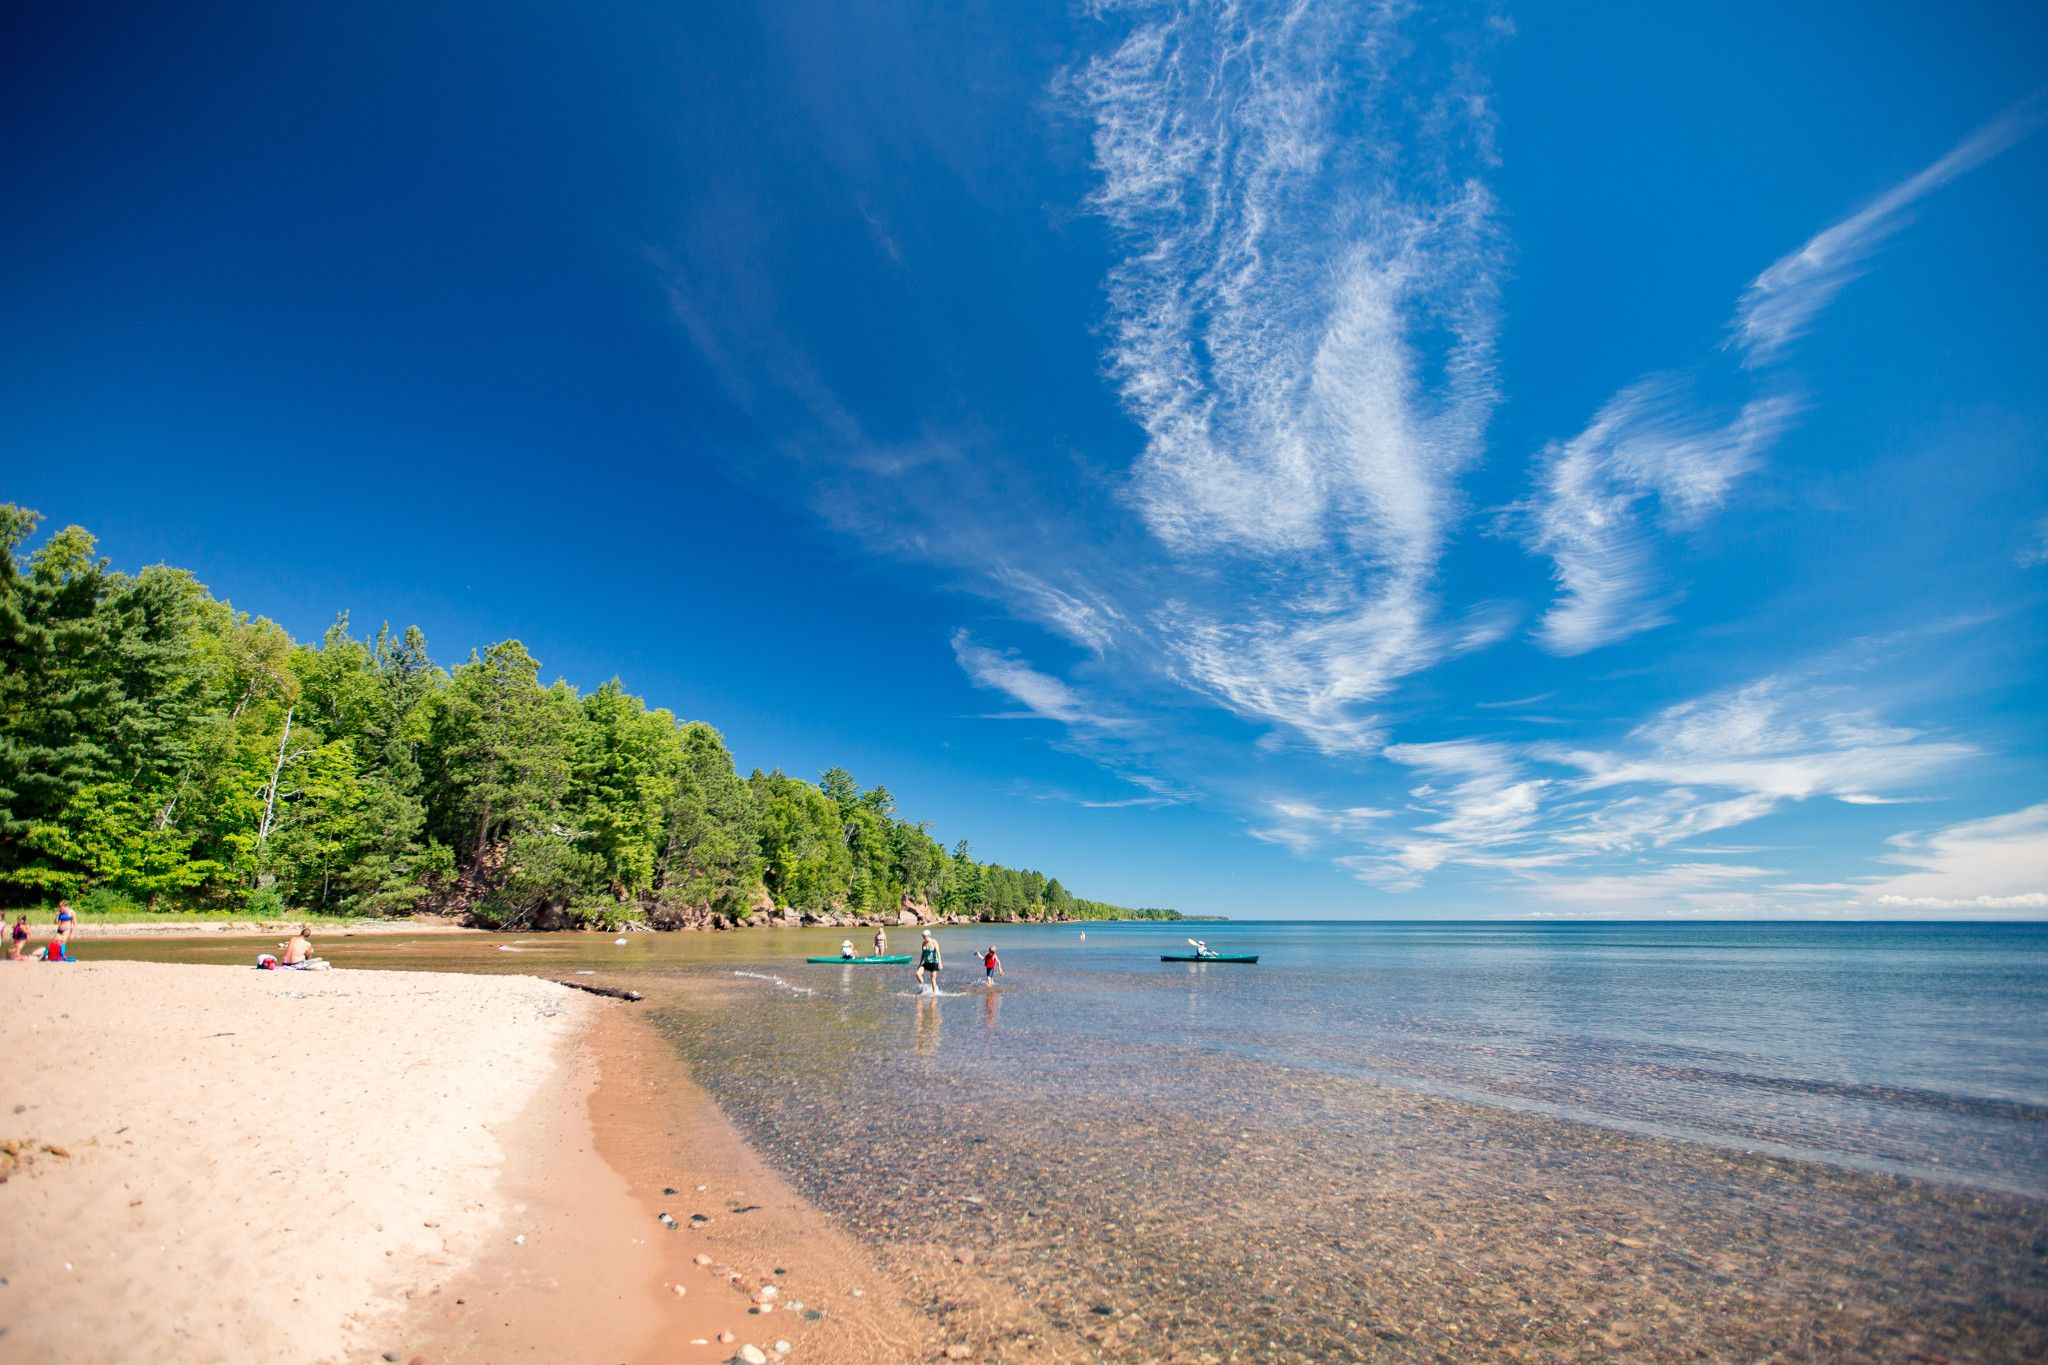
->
[403,1005,929,1363]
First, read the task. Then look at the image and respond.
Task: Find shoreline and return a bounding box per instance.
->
[0,959,918,1364]
[19,931,2042,1362]
[20,911,1211,942]
[398,1001,930,1363]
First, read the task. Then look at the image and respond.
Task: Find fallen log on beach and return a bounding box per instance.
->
[553,979,643,1002]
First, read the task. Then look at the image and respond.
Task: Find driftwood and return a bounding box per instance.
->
[553,979,643,1002]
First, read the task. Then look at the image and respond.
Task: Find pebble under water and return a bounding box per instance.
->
[637,922,2048,1362]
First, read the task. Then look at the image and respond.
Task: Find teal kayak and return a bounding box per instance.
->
[806,955,914,965]
[1161,953,1259,963]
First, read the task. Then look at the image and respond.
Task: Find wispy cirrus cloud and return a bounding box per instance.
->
[988,567,1124,654]
[1516,861,1780,912]
[1249,797,1392,855]
[950,630,1128,729]
[2017,516,2048,569]
[1070,0,1506,752]
[1550,677,1973,807]
[1312,672,1972,894]
[1733,92,2047,366]
[1522,94,2043,656]
[1525,379,1798,654]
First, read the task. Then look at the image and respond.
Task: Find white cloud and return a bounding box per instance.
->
[949,630,1124,729]
[1518,862,1778,908]
[1860,803,2048,912]
[1343,739,1550,884]
[1072,0,1505,751]
[1323,672,1973,892]
[1550,788,1781,854]
[1523,94,2043,656]
[1554,678,1972,805]
[1527,379,1798,654]
[2017,516,2048,569]
[1250,797,1392,855]
[1733,93,2047,366]
[990,567,1123,653]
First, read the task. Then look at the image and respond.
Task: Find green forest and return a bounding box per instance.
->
[0,506,1181,928]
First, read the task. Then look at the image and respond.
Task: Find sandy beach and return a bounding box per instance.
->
[0,959,921,1364]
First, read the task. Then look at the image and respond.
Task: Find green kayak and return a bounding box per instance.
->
[806,954,914,965]
[1160,953,1259,963]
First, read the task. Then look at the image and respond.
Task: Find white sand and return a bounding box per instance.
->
[0,961,592,1364]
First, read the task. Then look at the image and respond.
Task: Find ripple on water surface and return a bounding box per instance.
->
[645,924,2048,1362]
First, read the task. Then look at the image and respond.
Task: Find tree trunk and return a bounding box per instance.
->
[256,707,293,855]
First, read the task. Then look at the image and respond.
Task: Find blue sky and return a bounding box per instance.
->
[5,1,2045,919]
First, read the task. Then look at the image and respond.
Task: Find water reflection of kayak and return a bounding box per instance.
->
[1160,953,1259,963]
[806,955,914,965]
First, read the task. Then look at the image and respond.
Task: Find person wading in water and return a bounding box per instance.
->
[915,929,943,995]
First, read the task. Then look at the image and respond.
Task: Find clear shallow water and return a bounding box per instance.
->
[958,920,2048,1198]
[109,919,2048,1360]
[647,921,2048,1360]
[461,918,2048,1199]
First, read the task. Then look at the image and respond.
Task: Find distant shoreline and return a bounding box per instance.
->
[21,911,1225,940]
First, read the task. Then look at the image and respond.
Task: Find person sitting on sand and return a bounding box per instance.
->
[8,915,27,961]
[34,938,75,963]
[915,930,942,994]
[840,938,858,960]
[276,926,332,970]
[981,945,1003,983]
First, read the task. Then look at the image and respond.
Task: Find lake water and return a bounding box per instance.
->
[109,919,2048,1360]
[910,919,2048,1199]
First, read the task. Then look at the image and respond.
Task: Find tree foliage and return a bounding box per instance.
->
[0,506,1176,925]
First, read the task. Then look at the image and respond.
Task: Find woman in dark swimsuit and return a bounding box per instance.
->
[915,930,943,995]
